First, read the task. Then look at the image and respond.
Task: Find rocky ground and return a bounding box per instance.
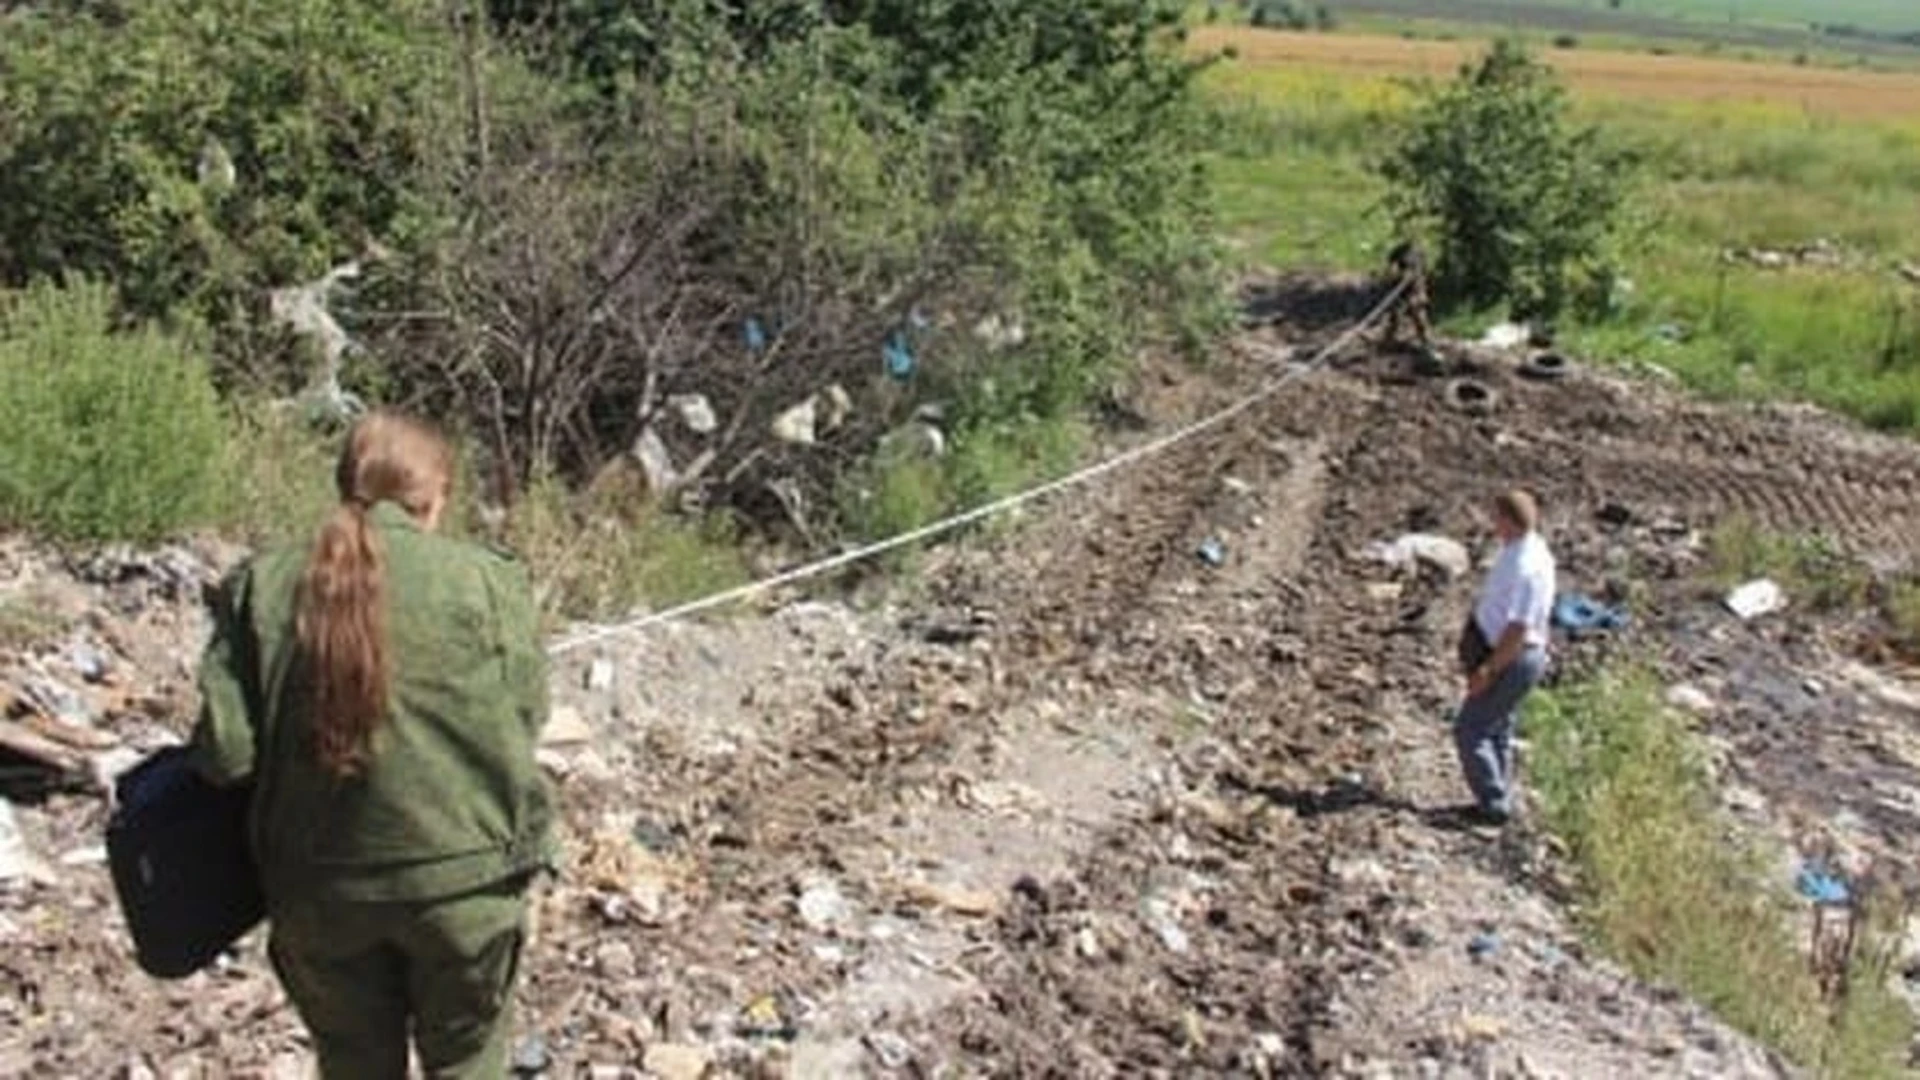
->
[6,280,1920,1077]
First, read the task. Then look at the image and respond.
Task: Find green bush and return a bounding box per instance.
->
[1378,39,1639,320]
[0,0,466,387]
[0,281,230,542]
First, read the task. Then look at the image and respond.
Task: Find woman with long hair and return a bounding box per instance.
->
[192,410,554,1078]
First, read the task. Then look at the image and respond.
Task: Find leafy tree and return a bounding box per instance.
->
[0,0,467,377]
[1377,39,1637,320]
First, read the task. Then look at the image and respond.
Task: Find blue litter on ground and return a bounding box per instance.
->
[1196,538,1227,567]
[1796,861,1851,906]
[1552,592,1627,636]
[883,329,916,380]
[744,317,768,354]
[1468,932,1501,959]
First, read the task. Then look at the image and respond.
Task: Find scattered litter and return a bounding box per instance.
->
[973,312,1026,351]
[1551,592,1627,636]
[1142,896,1191,954]
[585,658,614,692]
[743,317,769,354]
[900,878,1001,917]
[511,1033,551,1075]
[820,384,853,431]
[539,706,592,748]
[771,397,819,446]
[1724,579,1786,620]
[1801,678,1824,697]
[1197,538,1227,568]
[1443,377,1500,416]
[630,818,677,854]
[0,799,54,884]
[1796,860,1851,906]
[20,676,93,727]
[59,844,107,867]
[1458,1013,1507,1041]
[643,1043,712,1080]
[797,878,853,932]
[630,425,677,495]
[864,1031,914,1070]
[738,993,794,1039]
[883,328,917,380]
[1362,533,1471,580]
[1664,684,1716,716]
[68,644,111,684]
[1520,351,1571,381]
[1467,931,1501,959]
[1530,941,1569,969]
[1480,322,1529,349]
[669,394,718,435]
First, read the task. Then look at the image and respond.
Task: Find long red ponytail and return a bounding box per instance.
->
[296,411,454,777]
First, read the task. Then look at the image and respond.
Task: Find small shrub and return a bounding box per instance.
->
[0,280,229,542]
[1378,39,1639,320]
[1552,33,1580,49]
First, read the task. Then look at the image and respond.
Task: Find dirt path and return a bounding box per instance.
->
[6,312,1920,1076]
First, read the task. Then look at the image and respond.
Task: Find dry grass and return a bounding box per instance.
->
[1191,27,1920,119]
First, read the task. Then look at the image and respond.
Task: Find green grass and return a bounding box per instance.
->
[1202,63,1920,432]
[505,473,749,625]
[841,413,1091,569]
[1530,669,1913,1076]
[1703,518,1873,611]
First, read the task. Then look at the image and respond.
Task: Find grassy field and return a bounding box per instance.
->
[1199,26,1920,430]
[1316,0,1920,45]
[1376,0,1920,36]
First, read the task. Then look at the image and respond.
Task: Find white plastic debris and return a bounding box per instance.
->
[1362,533,1472,580]
[631,426,677,495]
[669,394,718,436]
[771,397,819,446]
[820,384,853,432]
[1479,322,1530,349]
[973,312,1027,351]
[268,261,366,422]
[1724,579,1786,620]
[0,800,54,885]
[1664,684,1716,716]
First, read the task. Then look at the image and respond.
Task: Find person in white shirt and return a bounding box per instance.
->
[1451,489,1555,825]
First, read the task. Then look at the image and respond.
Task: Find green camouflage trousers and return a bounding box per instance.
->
[267,879,527,1079]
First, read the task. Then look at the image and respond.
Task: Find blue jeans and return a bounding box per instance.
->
[1453,646,1547,815]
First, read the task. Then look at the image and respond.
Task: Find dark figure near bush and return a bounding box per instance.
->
[1383,239,1433,348]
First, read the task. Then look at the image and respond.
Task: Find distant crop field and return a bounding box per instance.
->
[1191,26,1920,118]
[1313,0,1920,58]
[1484,0,1914,35]
[1322,0,1917,37]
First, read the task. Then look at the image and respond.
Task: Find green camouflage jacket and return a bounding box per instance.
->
[190,502,556,903]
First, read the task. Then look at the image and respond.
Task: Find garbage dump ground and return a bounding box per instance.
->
[7,278,1920,1077]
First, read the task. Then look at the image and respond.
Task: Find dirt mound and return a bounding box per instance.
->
[7,311,1920,1076]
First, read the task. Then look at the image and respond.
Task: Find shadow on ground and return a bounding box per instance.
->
[1240,273,1390,332]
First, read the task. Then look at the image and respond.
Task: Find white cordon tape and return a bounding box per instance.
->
[546,279,1407,657]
